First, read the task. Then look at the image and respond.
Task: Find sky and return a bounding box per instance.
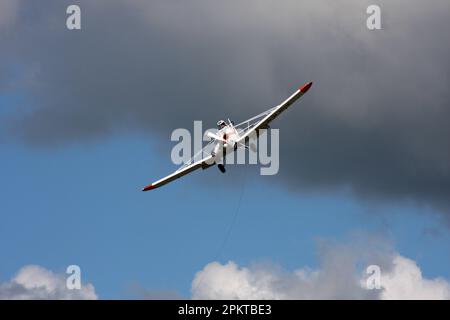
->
[1,0,450,299]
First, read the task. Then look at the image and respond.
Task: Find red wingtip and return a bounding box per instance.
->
[142,184,155,191]
[299,81,313,93]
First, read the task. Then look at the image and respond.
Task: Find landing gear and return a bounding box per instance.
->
[218,164,226,173]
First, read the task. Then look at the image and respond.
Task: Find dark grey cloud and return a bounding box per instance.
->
[1,1,450,214]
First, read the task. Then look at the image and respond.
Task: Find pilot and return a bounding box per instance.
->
[217,120,227,130]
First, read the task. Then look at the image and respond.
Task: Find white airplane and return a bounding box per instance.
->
[142,81,313,191]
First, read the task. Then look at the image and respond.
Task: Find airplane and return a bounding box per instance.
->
[142,81,313,191]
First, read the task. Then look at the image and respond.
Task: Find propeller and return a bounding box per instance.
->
[205,131,227,143]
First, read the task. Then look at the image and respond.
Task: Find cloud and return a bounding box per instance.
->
[127,282,185,300]
[0,0,19,28]
[0,265,98,300]
[380,255,450,300]
[191,239,450,300]
[1,0,450,215]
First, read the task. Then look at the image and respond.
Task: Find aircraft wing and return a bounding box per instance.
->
[236,82,312,142]
[142,154,215,191]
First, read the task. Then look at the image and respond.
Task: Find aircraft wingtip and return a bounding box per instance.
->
[299,81,313,93]
[142,184,155,191]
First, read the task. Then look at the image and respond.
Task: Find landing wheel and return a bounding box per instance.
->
[218,164,226,173]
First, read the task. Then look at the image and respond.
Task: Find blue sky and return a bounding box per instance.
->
[1,109,449,298]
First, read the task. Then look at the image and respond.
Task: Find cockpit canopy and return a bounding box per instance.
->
[217,120,227,129]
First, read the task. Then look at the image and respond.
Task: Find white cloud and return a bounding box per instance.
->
[192,261,375,300]
[381,255,450,300]
[0,265,97,300]
[192,241,450,300]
